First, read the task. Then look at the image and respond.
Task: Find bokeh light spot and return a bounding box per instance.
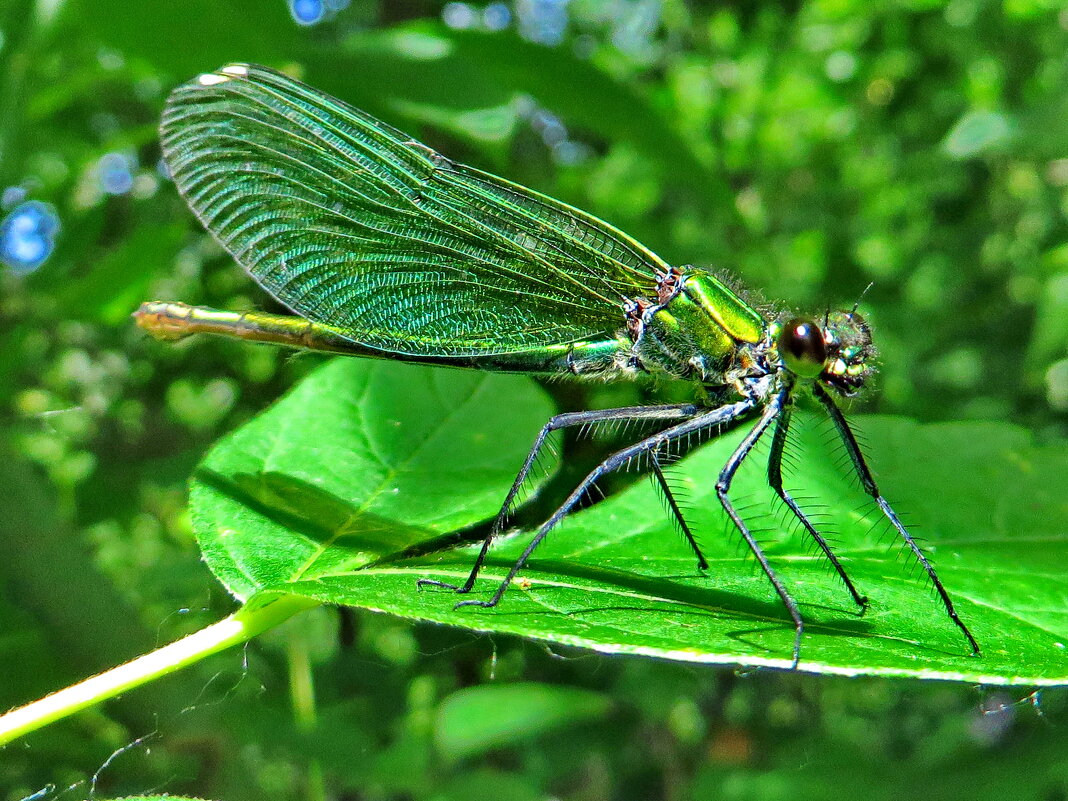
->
[290,0,324,26]
[0,200,59,274]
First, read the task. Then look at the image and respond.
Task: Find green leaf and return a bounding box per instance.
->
[191,362,1068,685]
[439,770,546,801]
[59,222,187,325]
[190,359,556,601]
[434,682,613,760]
[321,23,725,196]
[72,0,302,77]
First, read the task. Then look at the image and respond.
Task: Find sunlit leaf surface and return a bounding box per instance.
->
[191,361,1068,685]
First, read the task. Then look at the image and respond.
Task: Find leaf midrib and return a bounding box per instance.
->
[287,372,488,582]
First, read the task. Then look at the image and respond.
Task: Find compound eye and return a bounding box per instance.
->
[779,317,827,378]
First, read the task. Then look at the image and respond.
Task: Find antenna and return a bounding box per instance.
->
[850,282,875,318]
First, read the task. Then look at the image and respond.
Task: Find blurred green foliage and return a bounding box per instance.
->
[1,0,1067,799]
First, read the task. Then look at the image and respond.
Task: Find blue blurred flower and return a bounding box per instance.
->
[531,107,567,146]
[97,151,135,195]
[517,0,569,45]
[442,2,477,29]
[552,140,590,165]
[608,0,661,55]
[0,200,59,274]
[483,2,512,30]
[290,0,325,25]
[2,186,27,208]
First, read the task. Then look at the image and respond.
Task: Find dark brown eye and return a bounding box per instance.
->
[778,317,827,378]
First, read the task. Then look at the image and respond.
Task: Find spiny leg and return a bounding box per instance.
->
[715,390,806,668]
[812,384,980,656]
[767,398,868,611]
[417,403,701,594]
[453,399,757,610]
[650,446,708,570]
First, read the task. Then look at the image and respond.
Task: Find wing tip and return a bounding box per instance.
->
[195,63,252,87]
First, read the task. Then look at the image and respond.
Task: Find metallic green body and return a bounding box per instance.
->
[138,269,770,383]
[682,272,765,344]
[633,271,766,382]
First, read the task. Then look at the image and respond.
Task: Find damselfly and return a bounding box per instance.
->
[136,64,980,666]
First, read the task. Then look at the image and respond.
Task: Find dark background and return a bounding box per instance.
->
[1,0,1066,799]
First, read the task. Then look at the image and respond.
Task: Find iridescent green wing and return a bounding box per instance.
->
[160,63,669,359]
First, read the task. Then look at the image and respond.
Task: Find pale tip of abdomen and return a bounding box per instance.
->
[132,301,195,341]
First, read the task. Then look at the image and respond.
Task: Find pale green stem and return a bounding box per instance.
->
[287,632,326,801]
[0,594,318,746]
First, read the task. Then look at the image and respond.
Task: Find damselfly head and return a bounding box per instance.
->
[819,309,875,395]
[772,310,875,394]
